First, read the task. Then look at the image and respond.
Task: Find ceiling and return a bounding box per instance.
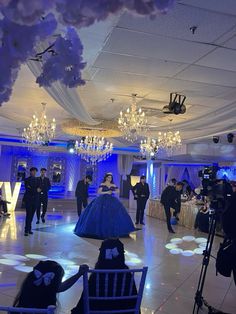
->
[1,0,236,148]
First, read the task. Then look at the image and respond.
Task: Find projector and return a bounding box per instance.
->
[162,93,186,115]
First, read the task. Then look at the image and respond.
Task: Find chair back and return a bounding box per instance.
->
[83,267,148,314]
[0,305,56,314]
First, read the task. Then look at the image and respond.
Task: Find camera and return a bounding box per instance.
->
[198,166,231,211]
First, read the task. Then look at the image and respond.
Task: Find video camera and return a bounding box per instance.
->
[198,166,231,211]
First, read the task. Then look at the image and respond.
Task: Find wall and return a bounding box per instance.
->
[0,145,120,197]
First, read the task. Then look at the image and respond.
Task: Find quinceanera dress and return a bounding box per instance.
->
[74,185,136,239]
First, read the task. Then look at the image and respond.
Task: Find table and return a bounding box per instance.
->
[147,199,201,229]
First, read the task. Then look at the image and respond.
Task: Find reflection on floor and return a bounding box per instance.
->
[0,209,235,314]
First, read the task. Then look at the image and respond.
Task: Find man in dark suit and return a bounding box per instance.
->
[133,176,150,225]
[75,175,92,217]
[24,167,40,236]
[160,182,183,233]
[36,168,51,224]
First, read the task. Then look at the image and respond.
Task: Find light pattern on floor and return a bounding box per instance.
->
[165,236,207,256]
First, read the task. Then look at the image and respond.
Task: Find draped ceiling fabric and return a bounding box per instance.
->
[27,60,99,125]
[118,155,133,180]
[170,101,236,142]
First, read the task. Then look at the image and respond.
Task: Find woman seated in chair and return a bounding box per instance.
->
[71,239,140,314]
[194,204,209,234]
[13,260,88,310]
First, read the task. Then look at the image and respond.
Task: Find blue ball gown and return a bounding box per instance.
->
[74,185,136,239]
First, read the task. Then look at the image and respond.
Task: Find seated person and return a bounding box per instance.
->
[13,260,88,310]
[194,204,209,233]
[71,239,140,314]
[0,189,11,217]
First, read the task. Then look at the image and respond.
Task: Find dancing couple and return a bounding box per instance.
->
[74,173,136,239]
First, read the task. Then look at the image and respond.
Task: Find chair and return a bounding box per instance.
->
[0,305,56,314]
[83,267,148,314]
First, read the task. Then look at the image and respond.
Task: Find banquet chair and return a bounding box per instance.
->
[0,305,56,314]
[83,267,148,314]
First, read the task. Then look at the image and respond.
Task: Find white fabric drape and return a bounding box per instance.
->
[186,166,203,189]
[118,155,133,180]
[165,166,186,185]
[27,60,98,125]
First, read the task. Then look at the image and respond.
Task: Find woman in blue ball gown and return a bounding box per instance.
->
[74,173,135,239]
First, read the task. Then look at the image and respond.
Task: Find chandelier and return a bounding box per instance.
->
[22,103,56,146]
[140,138,158,158]
[118,94,148,142]
[157,130,182,151]
[75,135,113,165]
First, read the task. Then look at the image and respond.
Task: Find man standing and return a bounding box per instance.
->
[160,182,183,233]
[133,175,150,225]
[24,167,39,236]
[36,168,51,224]
[75,175,92,217]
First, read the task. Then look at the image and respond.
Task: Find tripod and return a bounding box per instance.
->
[192,209,230,314]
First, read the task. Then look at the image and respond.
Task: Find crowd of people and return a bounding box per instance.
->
[3,170,236,312]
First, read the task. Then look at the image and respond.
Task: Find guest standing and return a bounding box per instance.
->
[160,182,183,233]
[133,176,150,225]
[36,168,51,224]
[24,167,40,236]
[75,175,92,217]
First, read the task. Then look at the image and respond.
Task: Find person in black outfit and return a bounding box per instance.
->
[75,175,92,217]
[36,168,51,224]
[194,204,209,233]
[160,182,183,233]
[133,176,150,225]
[24,167,40,236]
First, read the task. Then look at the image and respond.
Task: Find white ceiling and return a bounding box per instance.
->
[1,0,236,147]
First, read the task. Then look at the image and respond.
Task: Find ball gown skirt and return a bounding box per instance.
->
[74,194,136,239]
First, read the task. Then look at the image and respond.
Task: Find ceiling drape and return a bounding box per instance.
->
[27,60,99,125]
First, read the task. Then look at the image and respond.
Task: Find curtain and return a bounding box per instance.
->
[118,155,133,180]
[187,166,203,189]
[27,60,99,125]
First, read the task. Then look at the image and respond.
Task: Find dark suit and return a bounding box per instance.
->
[133,182,150,224]
[24,176,40,233]
[75,180,89,216]
[36,176,51,220]
[160,185,179,231]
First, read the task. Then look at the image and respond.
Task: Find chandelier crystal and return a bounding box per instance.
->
[157,130,182,151]
[75,135,113,165]
[22,103,56,146]
[118,94,148,142]
[140,138,158,158]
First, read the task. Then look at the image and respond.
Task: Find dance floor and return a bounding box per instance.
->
[0,209,235,314]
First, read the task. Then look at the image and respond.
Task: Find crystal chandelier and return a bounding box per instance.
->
[75,135,113,165]
[22,103,56,146]
[157,130,182,151]
[140,138,158,158]
[118,94,148,142]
